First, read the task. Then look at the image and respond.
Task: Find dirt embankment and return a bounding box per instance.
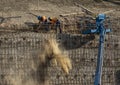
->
[0,0,119,33]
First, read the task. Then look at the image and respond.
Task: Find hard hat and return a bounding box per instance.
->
[37,16,41,20]
[42,16,46,20]
[48,17,52,20]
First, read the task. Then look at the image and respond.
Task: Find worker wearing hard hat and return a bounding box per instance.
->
[37,16,49,31]
[48,17,62,33]
[37,16,47,23]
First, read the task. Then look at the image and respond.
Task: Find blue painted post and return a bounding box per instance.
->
[82,14,111,85]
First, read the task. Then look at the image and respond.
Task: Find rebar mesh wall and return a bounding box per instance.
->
[0,32,119,85]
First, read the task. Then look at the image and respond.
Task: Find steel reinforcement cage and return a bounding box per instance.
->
[0,29,120,85]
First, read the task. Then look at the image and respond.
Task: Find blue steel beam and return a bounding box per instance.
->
[82,14,111,85]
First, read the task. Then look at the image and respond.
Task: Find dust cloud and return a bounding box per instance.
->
[3,38,72,85]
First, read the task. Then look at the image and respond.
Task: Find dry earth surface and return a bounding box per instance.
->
[0,0,120,85]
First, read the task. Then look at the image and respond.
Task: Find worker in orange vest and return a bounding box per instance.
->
[48,17,62,33]
[37,16,49,31]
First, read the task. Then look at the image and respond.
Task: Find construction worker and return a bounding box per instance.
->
[37,16,49,31]
[37,16,47,23]
[48,17,62,33]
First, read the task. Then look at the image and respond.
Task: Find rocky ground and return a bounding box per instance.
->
[0,0,119,31]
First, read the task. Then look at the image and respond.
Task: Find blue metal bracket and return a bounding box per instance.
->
[82,14,111,85]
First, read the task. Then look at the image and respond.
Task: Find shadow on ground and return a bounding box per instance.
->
[24,22,51,33]
[57,34,95,50]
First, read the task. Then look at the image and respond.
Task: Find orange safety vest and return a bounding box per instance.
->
[41,16,47,22]
[50,18,58,24]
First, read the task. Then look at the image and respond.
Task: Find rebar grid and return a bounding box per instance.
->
[0,31,119,85]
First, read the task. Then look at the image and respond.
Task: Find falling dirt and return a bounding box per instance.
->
[40,38,72,74]
[1,38,72,85]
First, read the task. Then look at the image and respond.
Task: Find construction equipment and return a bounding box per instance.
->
[28,13,44,28]
[28,13,41,20]
[82,14,111,85]
[28,13,38,17]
